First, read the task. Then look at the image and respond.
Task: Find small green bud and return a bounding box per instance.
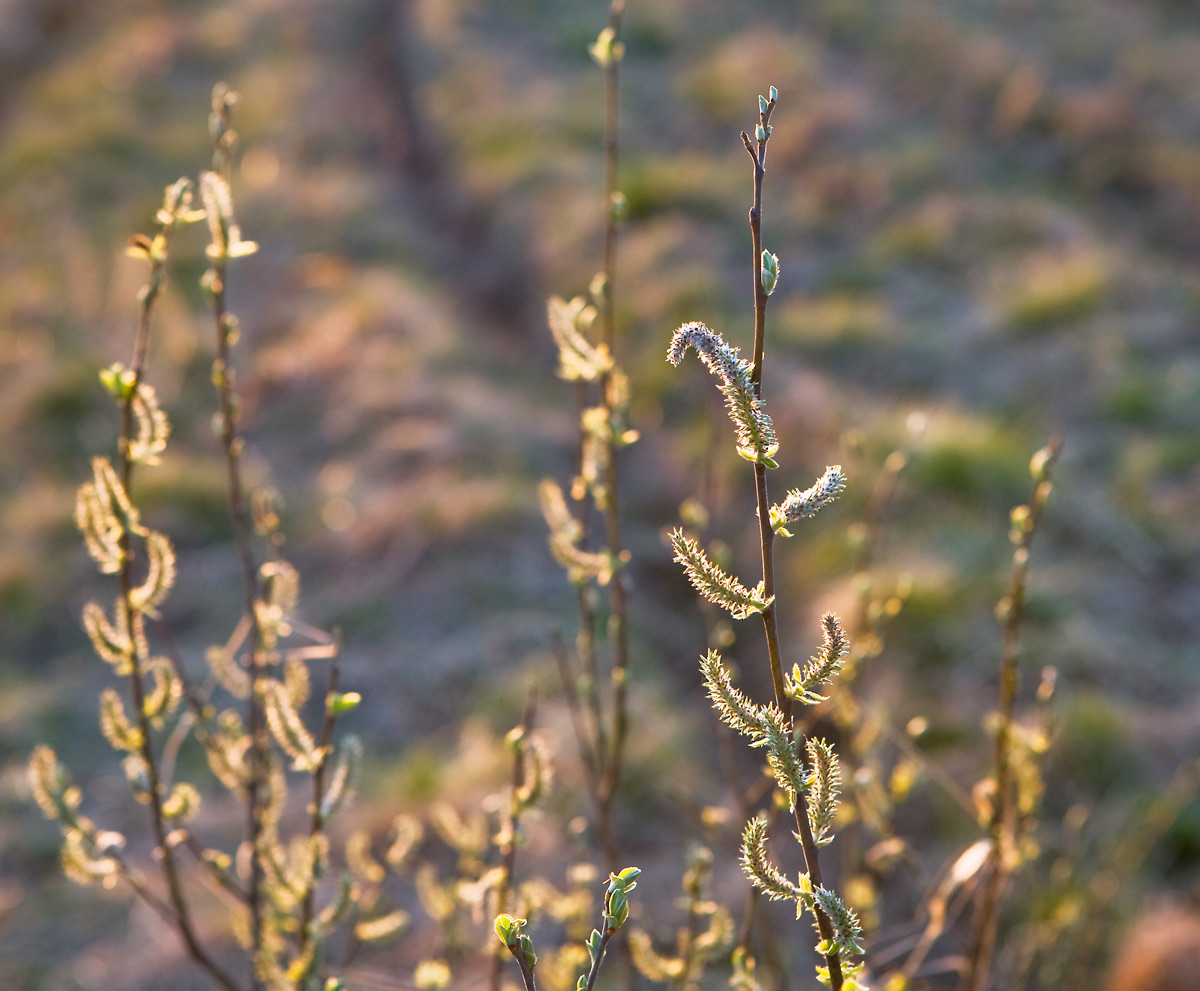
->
[590,271,609,303]
[326,692,362,717]
[761,250,780,295]
[494,914,522,945]
[769,505,791,537]
[759,95,768,115]
[519,934,537,971]
[995,595,1013,624]
[496,915,537,969]
[200,267,222,297]
[1030,445,1054,481]
[769,85,778,102]
[603,866,640,929]
[1009,504,1032,543]
[609,190,629,223]
[588,26,625,66]
[756,124,767,142]
[505,724,525,753]
[100,364,137,401]
[606,889,628,929]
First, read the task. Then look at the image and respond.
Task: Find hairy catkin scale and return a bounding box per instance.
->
[775,466,847,524]
[700,651,767,737]
[667,322,778,464]
[740,817,806,903]
[670,529,771,619]
[789,612,851,704]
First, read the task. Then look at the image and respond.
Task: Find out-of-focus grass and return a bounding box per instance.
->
[3,0,1200,987]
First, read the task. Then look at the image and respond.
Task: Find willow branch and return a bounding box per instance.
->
[110,203,242,991]
[743,96,844,991]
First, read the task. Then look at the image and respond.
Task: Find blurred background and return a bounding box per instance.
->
[2,0,1200,988]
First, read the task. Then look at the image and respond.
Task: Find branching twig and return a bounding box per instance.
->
[114,180,243,991]
[202,86,267,989]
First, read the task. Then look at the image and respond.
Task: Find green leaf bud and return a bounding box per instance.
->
[100,363,137,401]
[1009,504,1032,543]
[1030,444,1054,480]
[761,250,780,294]
[609,190,629,223]
[588,26,625,66]
[519,934,537,970]
[494,914,523,946]
[326,691,362,717]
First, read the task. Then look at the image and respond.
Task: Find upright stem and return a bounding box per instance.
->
[210,259,267,991]
[554,630,601,786]
[114,215,242,991]
[297,641,342,970]
[585,929,618,991]
[490,693,538,991]
[743,99,844,991]
[961,436,1063,991]
[595,0,629,874]
[599,1,624,356]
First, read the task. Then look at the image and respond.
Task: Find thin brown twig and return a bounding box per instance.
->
[553,630,601,784]
[205,87,268,990]
[742,94,845,991]
[149,617,257,913]
[490,691,538,991]
[209,247,268,989]
[960,434,1064,991]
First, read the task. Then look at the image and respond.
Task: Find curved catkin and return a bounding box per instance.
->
[666,87,862,991]
[667,321,778,465]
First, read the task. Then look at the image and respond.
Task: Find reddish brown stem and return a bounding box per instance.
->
[744,97,845,991]
[208,258,267,991]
